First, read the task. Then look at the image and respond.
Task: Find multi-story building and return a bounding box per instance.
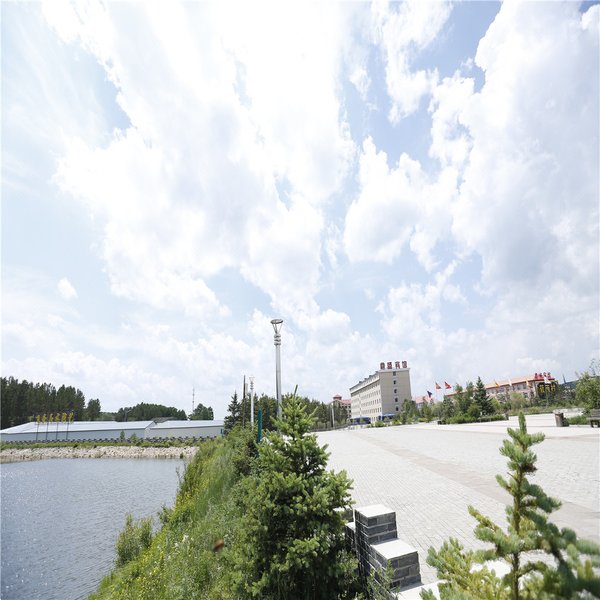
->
[444,372,559,402]
[350,361,412,421]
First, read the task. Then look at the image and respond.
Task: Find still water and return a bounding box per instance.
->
[1,458,185,600]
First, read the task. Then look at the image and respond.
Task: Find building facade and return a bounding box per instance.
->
[444,372,559,403]
[350,361,412,421]
[0,419,225,443]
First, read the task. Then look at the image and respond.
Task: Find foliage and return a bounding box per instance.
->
[224,391,242,433]
[421,402,434,422]
[188,403,214,420]
[90,435,244,599]
[1,377,87,428]
[440,395,455,419]
[115,402,186,422]
[474,377,494,416]
[116,514,154,566]
[86,398,102,420]
[233,394,358,599]
[422,413,600,600]
[575,360,600,411]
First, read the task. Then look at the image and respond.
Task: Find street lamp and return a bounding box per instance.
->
[249,376,255,425]
[271,318,283,421]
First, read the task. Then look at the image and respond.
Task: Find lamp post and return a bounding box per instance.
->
[249,376,255,425]
[271,318,283,421]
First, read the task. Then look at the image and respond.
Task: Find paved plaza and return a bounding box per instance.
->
[317,414,600,585]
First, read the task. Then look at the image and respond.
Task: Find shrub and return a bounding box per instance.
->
[234,394,358,598]
[115,514,153,566]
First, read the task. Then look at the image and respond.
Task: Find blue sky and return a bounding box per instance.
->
[2,1,599,418]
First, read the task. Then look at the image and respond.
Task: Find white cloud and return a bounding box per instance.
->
[57,277,78,301]
[45,1,356,326]
[453,1,599,296]
[371,0,452,122]
[343,136,456,270]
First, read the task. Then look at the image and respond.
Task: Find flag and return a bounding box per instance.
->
[444,382,451,389]
[427,390,432,398]
[562,374,567,385]
[494,380,500,387]
[435,383,441,390]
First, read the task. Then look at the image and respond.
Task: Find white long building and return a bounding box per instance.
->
[0,419,224,443]
[350,361,412,421]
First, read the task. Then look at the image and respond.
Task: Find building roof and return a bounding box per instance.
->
[150,420,224,429]
[0,420,154,434]
[0,419,223,435]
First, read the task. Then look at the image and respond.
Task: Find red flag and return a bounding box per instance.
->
[435,382,441,390]
[445,382,452,389]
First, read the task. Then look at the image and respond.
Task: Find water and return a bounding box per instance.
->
[1,458,185,600]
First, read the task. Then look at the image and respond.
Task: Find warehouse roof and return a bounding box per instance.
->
[0,419,225,435]
[1,420,153,434]
[150,420,224,429]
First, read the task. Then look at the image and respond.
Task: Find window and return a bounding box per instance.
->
[395,406,399,411]
[394,389,397,394]
[392,371,396,376]
[393,379,396,384]
[394,397,398,402]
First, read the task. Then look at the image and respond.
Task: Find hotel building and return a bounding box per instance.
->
[350,361,412,420]
[444,372,559,402]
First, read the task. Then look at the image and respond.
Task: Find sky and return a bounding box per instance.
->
[2,1,599,419]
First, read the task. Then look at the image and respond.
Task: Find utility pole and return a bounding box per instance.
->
[249,376,255,425]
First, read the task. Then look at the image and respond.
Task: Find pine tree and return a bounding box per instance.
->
[422,413,600,599]
[235,394,357,599]
[223,391,241,433]
[474,376,493,415]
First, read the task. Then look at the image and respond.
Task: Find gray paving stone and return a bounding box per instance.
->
[318,416,600,585]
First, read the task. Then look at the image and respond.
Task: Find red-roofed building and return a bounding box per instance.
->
[444,373,559,402]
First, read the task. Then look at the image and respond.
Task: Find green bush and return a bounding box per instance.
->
[115,514,154,566]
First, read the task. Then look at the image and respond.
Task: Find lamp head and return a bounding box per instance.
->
[270,318,283,334]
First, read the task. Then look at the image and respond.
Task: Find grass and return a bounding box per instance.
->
[89,429,253,599]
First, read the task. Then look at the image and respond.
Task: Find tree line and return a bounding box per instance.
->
[222,389,349,434]
[1,377,96,428]
[1,377,216,429]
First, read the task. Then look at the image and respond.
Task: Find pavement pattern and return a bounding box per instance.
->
[317,414,600,585]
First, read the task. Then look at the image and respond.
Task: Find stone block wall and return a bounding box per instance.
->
[345,504,421,595]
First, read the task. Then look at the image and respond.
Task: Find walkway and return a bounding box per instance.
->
[317,414,600,585]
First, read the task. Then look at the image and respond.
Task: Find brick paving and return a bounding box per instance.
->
[317,414,600,585]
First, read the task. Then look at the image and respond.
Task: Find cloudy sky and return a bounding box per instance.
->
[2,1,599,418]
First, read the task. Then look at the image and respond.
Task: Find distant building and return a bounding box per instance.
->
[414,395,434,410]
[0,419,224,443]
[330,394,351,409]
[444,372,560,402]
[329,394,351,424]
[350,361,412,421]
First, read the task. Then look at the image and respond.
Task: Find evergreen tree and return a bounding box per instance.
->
[455,383,474,416]
[575,360,600,411]
[235,394,357,599]
[85,398,101,421]
[188,403,214,420]
[422,413,600,599]
[474,376,493,415]
[223,391,241,433]
[440,395,455,420]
